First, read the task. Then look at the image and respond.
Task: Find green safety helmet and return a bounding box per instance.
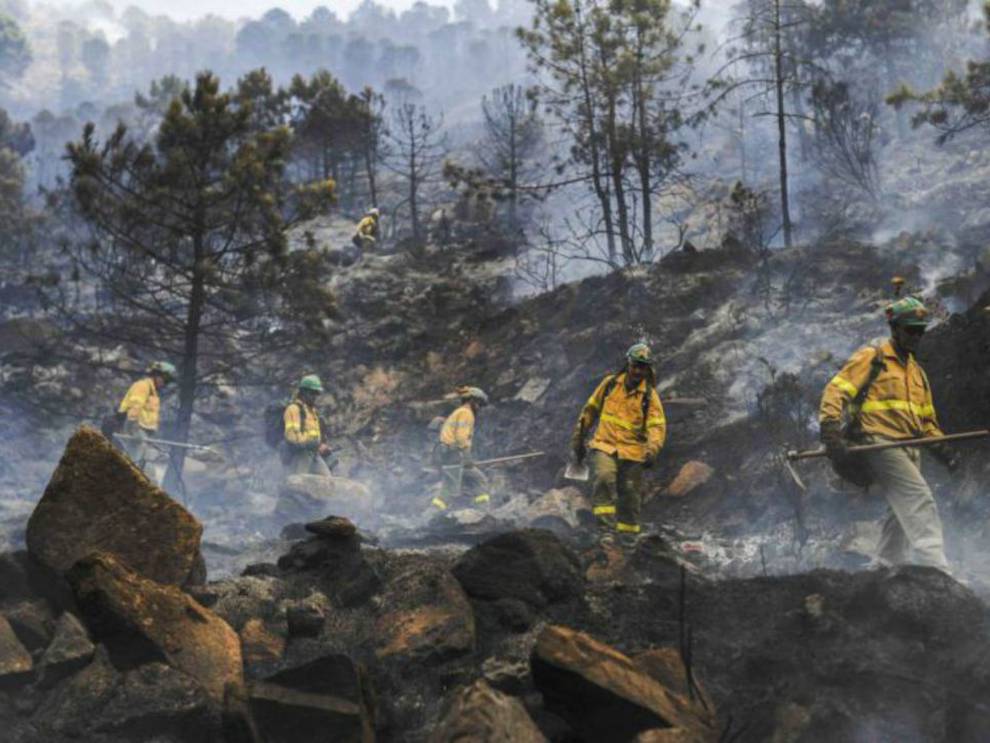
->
[299,374,324,393]
[626,343,653,366]
[148,361,177,380]
[885,297,930,328]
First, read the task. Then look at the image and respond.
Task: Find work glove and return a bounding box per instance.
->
[820,420,849,461]
[642,452,658,470]
[930,443,961,473]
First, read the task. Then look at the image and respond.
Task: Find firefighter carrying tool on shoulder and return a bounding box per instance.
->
[570,343,667,546]
[431,386,492,511]
[819,297,958,573]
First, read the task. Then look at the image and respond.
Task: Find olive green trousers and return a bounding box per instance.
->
[590,450,644,534]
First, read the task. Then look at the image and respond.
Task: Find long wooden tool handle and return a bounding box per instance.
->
[441,452,546,469]
[115,434,219,454]
[787,430,990,461]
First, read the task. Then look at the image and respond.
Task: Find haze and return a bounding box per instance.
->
[33,0,446,20]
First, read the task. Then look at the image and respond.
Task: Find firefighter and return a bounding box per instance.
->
[431,386,492,511]
[571,343,667,545]
[117,361,175,472]
[283,375,333,477]
[353,208,380,252]
[819,297,957,572]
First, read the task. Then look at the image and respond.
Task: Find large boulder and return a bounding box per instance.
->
[430,679,546,743]
[37,612,95,686]
[531,626,717,742]
[26,427,203,586]
[453,529,584,609]
[249,654,375,743]
[275,475,376,525]
[67,551,243,702]
[375,559,475,666]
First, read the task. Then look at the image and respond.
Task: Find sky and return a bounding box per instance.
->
[35,0,453,21]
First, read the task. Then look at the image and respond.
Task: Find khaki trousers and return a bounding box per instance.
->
[121,420,152,473]
[865,438,949,571]
[590,450,644,534]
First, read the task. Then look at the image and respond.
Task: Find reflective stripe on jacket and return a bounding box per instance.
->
[819,339,942,440]
[577,373,666,462]
[118,377,159,432]
[440,404,474,451]
[284,398,321,446]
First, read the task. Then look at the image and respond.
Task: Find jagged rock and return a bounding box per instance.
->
[0,614,32,685]
[37,612,94,686]
[38,647,221,741]
[240,618,285,673]
[375,560,475,666]
[531,625,718,741]
[26,427,203,586]
[480,657,530,695]
[305,515,358,539]
[249,655,375,742]
[4,599,55,652]
[662,461,714,498]
[286,602,325,638]
[67,551,243,701]
[430,679,546,743]
[207,576,280,632]
[277,532,382,607]
[453,529,584,609]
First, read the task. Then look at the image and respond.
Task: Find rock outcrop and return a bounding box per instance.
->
[66,551,242,701]
[430,679,546,743]
[248,655,375,743]
[26,427,203,586]
[531,625,717,741]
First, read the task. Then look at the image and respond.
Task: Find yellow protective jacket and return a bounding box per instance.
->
[118,377,160,432]
[819,339,943,441]
[575,373,666,463]
[284,398,322,448]
[440,404,475,451]
[356,216,378,239]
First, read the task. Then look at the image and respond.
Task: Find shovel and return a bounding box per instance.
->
[564,459,590,482]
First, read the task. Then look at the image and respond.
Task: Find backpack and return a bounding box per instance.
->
[832,344,886,488]
[100,410,127,440]
[264,400,306,449]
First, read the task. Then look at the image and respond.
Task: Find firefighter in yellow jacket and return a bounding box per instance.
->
[571,344,667,543]
[283,375,332,477]
[431,386,491,511]
[117,361,175,471]
[819,297,956,572]
[353,208,380,252]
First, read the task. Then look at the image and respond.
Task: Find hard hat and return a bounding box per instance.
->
[148,361,177,380]
[367,207,380,217]
[458,386,489,405]
[626,343,653,365]
[885,296,929,327]
[299,374,324,393]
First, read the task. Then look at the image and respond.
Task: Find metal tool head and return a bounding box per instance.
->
[564,460,590,482]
